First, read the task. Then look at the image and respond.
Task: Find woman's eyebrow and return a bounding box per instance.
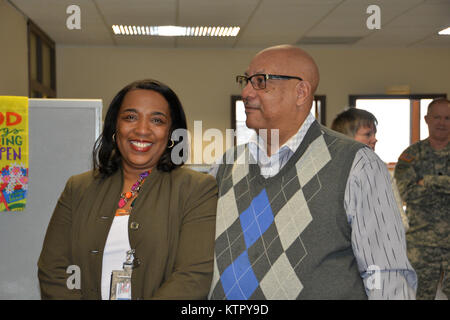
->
[121,108,168,118]
[120,107,138,113]
[151,111,168,118]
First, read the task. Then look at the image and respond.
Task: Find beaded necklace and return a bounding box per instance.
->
[115,170,151,216]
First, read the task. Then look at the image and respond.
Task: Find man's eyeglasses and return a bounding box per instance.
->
[236,74,303,90]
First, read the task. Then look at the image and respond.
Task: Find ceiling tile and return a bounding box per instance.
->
[8,0,450,48]
[178,0,258,26]
[236,0,341,47]
[96,0,177,26]
[307,0,424,37]
[11,0,114,45]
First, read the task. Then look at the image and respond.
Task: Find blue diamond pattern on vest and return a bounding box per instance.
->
[220,250,259,299]
[239,189,274,248]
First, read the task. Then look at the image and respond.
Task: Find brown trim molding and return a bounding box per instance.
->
[27,19,56,98]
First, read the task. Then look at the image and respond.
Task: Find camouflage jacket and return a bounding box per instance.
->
[394,139,449,248]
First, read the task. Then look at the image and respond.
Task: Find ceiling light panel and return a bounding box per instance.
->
[112,25,240,36]
[438,27,450,35]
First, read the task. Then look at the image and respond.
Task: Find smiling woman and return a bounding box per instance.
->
[115,89,172,176]
[37,79,218,300]
[94,79,188,176]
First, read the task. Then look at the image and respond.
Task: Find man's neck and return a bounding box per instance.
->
[258,114,312,156]
[429,137,449,151]
[258,125,302,157]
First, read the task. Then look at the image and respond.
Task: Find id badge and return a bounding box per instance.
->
[110,267,132,300]
[109,250,134,300]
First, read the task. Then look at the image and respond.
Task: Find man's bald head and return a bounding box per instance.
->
[242,45,321,147]
[427,98,450,114]
[424,98,450,146]
[254,45,320,94]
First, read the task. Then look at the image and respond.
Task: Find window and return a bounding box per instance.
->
[311,95,326,125]
[28,20,56,98]
[420,99,433,140]
[349,94,446,163]
[232,96,253,146]
[231,95,326,146]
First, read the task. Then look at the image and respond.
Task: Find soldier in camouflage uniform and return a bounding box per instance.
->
[394,98,450,300]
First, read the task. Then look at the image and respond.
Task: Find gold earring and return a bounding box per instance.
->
[112,133,116,143]
[167,139,175,149]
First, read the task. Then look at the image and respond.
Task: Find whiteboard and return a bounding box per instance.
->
[0,99,102,299]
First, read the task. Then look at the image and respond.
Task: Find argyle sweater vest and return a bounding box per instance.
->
[208,121,368,300]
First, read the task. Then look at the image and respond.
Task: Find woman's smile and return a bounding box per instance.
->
[129,140,153,152]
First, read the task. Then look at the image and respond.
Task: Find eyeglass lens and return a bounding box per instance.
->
[237,76,247,89]
[237,75,266,90]
[251,75,265,89]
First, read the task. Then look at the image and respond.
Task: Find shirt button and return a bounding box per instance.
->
[130,222,140,230]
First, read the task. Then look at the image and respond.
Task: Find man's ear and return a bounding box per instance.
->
[295,80,312,105]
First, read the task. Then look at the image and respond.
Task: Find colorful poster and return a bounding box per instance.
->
[0,96,29,212]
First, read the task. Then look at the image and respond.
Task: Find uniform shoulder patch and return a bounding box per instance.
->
[398,151,414,163]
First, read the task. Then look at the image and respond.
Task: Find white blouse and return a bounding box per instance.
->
[101,215,131,300]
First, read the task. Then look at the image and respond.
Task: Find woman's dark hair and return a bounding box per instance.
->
[93,79,188,178]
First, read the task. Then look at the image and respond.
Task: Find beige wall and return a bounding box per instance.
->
[56,46,252,134]
[0,0,28,96]
[57,45,450,129]
[2,0,449,163]
[309,47,450,124]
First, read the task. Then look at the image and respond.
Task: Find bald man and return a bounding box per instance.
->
[395,98,450,299]
[208,45,417,300]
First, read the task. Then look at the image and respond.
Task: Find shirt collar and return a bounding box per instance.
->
[248,112,316,156]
